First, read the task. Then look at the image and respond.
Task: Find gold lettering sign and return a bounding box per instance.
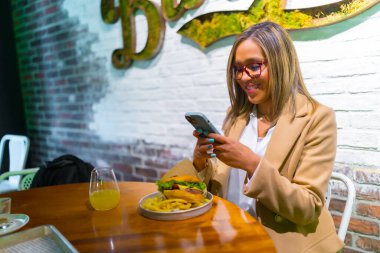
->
[101,0,166,68]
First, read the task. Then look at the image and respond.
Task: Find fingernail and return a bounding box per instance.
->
[210,153,216,158]
[207,145,213,149]
[197,129,203,133]
[208,138,214,143]
[203,131,209,136]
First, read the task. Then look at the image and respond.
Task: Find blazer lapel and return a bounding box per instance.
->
[264,94,310,173]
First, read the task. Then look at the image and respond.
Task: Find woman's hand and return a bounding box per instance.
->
[208,133,261,177]
[192,129,216,171]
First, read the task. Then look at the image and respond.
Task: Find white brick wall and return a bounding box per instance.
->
[63,0,380,167]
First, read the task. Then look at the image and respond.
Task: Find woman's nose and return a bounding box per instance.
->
[241,69,252,80]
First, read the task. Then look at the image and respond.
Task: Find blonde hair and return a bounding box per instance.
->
[223,22,317,134]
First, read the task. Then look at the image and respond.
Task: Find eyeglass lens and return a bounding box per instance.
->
[234,63,262,80]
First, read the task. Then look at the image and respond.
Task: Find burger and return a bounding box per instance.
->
[156,175,207,203]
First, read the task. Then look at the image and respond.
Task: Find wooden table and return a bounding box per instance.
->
[0,182,276,252]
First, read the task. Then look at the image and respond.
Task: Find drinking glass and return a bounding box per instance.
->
[89,167,120,211]
[0,197,11,214]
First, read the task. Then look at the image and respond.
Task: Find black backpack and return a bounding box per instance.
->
[30,154,94,188]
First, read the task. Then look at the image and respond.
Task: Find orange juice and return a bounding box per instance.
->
[89,189,120,211]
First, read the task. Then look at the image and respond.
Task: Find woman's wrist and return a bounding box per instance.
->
[193,157,207,172]
[245,155,261,177]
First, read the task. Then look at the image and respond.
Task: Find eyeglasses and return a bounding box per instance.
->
[233,61,266,80]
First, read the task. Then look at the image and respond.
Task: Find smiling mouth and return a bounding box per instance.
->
[245,83,260,93]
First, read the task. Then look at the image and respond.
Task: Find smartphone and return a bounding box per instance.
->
[185,112,221,137]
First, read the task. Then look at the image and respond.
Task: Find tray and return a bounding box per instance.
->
[0,225,78,253]
[139,191,213,221]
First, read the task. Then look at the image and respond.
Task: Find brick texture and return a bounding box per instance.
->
[10,0,185,182]
[356,236,380,252]
[357,203,380,219]
[346,217,379,237]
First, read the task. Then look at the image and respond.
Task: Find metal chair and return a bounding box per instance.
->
[326,172,356,241]
[0,135,38,192]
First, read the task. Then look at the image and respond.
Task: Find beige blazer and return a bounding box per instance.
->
[165,94,344,253]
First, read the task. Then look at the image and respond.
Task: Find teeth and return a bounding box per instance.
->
[246,84,258,90]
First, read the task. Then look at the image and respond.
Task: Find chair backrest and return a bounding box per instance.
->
[0,135,30,187]
[326,172,356,241]
[20,172,37,190]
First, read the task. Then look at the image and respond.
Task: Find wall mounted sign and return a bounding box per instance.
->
[101,0,380,69]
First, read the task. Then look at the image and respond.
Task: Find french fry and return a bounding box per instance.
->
[142,196,193,212]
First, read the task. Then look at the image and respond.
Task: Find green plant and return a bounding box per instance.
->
[178,0,378,49]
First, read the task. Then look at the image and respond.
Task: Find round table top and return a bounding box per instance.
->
[1,182,276,252]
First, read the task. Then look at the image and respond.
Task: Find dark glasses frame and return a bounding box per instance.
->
[233,61,266,80]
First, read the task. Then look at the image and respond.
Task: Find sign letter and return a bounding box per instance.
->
[101,0,166,69]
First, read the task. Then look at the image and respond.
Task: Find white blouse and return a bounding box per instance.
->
[226,111,275,217]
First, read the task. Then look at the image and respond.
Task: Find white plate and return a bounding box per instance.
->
[0,214,29,236]
[139,191,213,221]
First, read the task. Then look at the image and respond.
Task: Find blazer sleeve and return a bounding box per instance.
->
[245,106,337,226]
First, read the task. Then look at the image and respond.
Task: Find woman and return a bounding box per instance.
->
[168,22,343,253]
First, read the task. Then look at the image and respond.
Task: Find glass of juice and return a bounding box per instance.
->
[89,167,120,211]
